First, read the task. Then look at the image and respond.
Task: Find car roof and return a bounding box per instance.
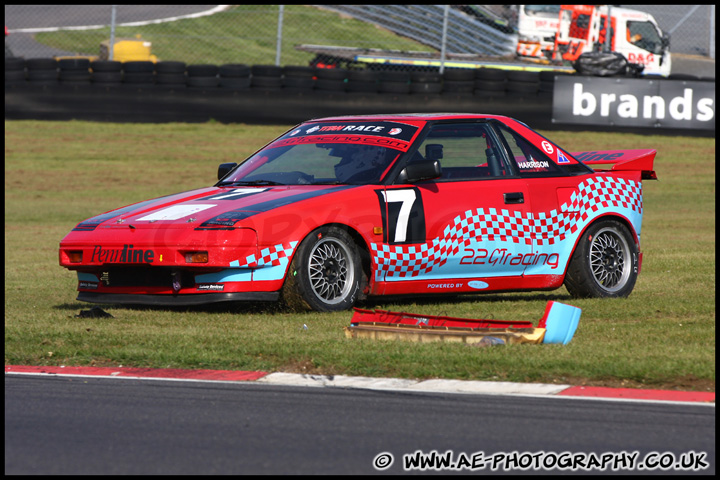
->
[307,113,515,123]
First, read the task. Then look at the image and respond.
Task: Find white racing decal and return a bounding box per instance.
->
[137,204,216,221]
[382,189,417,243]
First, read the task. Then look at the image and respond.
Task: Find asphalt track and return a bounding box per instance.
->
[4,4,715,474]
[4,366,715,475]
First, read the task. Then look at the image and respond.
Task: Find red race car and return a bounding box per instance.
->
[59,113,657,311]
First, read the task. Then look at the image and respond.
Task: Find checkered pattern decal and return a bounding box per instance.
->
[233,241,298,268]
[371,176,642,279]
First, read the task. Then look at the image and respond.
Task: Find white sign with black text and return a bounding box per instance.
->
[552,76,715,130]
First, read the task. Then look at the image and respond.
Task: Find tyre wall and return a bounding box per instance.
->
[4,58,715,136]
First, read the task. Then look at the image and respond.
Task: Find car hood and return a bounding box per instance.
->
[72,185,357,232]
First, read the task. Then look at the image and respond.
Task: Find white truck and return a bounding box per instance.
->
[516,5,671,76]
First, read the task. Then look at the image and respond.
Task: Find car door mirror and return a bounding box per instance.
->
[661,32,670,48]
[217,162,237,180]
[398,159,442,183]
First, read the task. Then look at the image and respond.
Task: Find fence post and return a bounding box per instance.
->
[710,4,715,60]
[109,5,117,60]
[276,5,284,66]
[604,5,612,52]
[439,5,449,74]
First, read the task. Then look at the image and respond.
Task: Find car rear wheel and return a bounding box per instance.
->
[564,219,639,298]
[282,226,362,311]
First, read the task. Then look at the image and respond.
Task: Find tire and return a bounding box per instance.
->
[27,70,58,81]
[378,80,409,94]
[122,61,154,73]
[156,73,186,85]
[411,71,441,83]
[5,70,26,82]
[251,65,282,77]
[58,58,90,71]
[314,78,346,91]
[410,82,442,94]
[26,58,57,70]
[564,219,639,298]
[349,69,378,82]
[380,70,409,82]
[92,71,123,83]
[220,63,250,77]
[507,70,539,83]
[282,226,363,312]
[476,68,506,81]
[283,65,315,77]
[442,80,474,93]
[506,80,537,93]
[474,79,505,92]
[156,61,186,74]
[251,75,282,88]
[59,71,91,83]
[123,72,154,84]
[187,64,218,77]
[187,76,219,88]
[91,60,122,72]
[443,68,474,81]
[220,76,251,89]
[316,68,348,80]
[5,57,26,71]
[282,75,314,89]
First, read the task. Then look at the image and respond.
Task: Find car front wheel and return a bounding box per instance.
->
[564,219,639,298]
[282,226,362,311]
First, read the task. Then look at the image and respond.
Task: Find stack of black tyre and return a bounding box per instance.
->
[5,57,26,85]
[220,64,251,89]
[282,65,315,90]
[346,69,378,93]
[58,58,91,85]
[26,58,58,85]
[442,68,475,94]
[156,61,186,87]
[186,64,219,88]
[474,68,507,96]
[91,60,122,85]
[314,67,348,92]
[122,61,155,87]
[377,70,410,94]
[410,71,442,94]
[505,70,540,96]
[251,65,282,89]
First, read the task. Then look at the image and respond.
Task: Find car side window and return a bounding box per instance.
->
[418,123,513,180]
[494,124,564,177]
[626,21,663,54]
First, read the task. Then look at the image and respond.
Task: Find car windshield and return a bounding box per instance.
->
[219,142,402,186]
[219,120,424,186]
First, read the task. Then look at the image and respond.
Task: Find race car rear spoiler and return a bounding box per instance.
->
[571,149,658,180]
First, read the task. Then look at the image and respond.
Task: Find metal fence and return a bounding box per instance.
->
[5,5,715,67]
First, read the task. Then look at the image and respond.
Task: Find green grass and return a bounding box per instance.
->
[34,5,435,65]
[4,120,715,391]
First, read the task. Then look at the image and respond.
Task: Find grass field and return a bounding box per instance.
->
[4,120,715,391]
[35,5,435,66]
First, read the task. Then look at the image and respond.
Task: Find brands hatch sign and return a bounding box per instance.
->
[552,76,715,130]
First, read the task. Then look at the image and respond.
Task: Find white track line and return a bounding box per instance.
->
[9,5,231,33]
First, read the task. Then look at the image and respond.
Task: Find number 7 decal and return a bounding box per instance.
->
[376,188,426,244]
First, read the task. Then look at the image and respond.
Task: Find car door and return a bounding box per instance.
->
[491,121,585,282]
[374,122,533,288]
